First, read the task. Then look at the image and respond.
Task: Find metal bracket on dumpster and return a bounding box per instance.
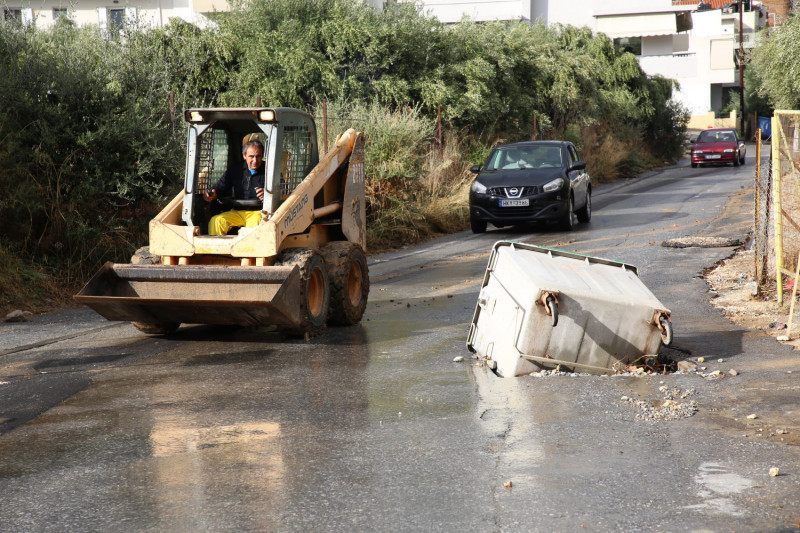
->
[653,310,673,345]
[537,291,560,327]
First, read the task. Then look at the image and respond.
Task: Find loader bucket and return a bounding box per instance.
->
[75,263,304,328]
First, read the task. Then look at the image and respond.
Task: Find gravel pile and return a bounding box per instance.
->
[621,385,698,422]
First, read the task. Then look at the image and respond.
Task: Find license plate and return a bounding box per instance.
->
[500,199,529,207]
[706,154,721,159]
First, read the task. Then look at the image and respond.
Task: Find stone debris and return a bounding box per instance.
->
[503,481,513,488]
[746,414,758,420]
[622,386,698,422]
[452,356,465,363]
[661,237,743,248]
[530,369,591,377]
[4,310,29,323]
[677,360,697,372]
[769,467,781,477]
[729,369,739,376]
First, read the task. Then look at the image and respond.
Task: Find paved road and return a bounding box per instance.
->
[2,152,799,532]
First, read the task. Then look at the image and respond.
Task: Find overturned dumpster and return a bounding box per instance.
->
[467,242,672,377]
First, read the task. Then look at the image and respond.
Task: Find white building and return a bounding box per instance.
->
[1,0,386,30]
[408,0,766,124]
[1,0,227,30]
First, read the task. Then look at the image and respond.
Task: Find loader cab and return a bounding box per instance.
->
[181,108,319,234]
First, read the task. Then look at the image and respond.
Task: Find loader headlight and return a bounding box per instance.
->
[187,111,204,122]
[259,110,275,121]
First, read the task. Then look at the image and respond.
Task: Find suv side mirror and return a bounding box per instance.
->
[470,164,482,173]
[570,161,586,171]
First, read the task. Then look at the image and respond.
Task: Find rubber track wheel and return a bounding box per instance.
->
[322,242,369,326]
[276,248,330,338]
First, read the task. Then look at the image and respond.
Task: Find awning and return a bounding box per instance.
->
[596,10,693,38]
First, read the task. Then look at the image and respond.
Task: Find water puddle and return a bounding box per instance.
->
[683,462,755,516]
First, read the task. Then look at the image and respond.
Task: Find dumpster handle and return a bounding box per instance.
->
[539,291,559,328]
[656,313,673,345]
[547,297,558,328]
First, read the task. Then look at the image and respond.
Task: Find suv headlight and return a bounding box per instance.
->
[471,180,487,194]
[723,148,735,153]
[542,178,563,193]
[692,149,703,154]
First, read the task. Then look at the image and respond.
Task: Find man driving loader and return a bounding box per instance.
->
[203,137,266,235]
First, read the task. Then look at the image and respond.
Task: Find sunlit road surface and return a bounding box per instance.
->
[2,152,799,532]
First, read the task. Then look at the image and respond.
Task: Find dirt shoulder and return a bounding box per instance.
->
[705,246,800,349]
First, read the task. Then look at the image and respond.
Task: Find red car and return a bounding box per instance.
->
[690,128,746,168]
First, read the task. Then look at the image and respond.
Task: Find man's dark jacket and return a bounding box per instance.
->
[210,162,265,200]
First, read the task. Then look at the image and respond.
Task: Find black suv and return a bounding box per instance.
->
[468,140,591,233]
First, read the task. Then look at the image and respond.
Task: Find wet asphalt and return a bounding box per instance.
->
[1,150,799,532]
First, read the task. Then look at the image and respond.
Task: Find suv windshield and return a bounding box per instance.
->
[485,146,562,170]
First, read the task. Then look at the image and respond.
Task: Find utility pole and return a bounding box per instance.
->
[738,0,745,136]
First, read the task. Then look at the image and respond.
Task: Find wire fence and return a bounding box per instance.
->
[756,111,800,304]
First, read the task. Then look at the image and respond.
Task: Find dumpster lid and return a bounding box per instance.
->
[490,241,638,275]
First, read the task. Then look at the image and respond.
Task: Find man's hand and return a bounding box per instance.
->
[256,187,265,201]
[203,189,218,202]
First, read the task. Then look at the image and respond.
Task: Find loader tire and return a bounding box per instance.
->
[322,242,369,326]
[132,322,180,335]
[276,248,330,338]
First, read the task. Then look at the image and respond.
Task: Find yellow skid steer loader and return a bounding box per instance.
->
[76,107,368,336]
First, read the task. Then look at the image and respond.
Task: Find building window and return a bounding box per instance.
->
[614,37,642,56]
[53,8,68,19]
[3,8,33,26]
[108,8,125,35]
[3,8,22,22]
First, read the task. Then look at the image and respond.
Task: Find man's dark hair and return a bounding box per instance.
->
[242,140,264,154]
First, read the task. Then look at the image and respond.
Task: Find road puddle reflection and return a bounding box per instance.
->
[684,462,754,516]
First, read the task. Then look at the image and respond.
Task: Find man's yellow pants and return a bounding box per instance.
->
[208,210,263,235]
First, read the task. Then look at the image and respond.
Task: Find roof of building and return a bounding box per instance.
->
[673,0,732,9]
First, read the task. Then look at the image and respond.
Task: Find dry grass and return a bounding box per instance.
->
[0,244,74,316]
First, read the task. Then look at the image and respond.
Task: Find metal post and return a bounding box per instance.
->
[755,128,762,286]
[772,116,783,304]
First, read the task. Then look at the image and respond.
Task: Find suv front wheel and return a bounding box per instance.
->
[470,217,487,234]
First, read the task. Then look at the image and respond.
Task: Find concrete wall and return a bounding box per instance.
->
[686,109,737,130]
